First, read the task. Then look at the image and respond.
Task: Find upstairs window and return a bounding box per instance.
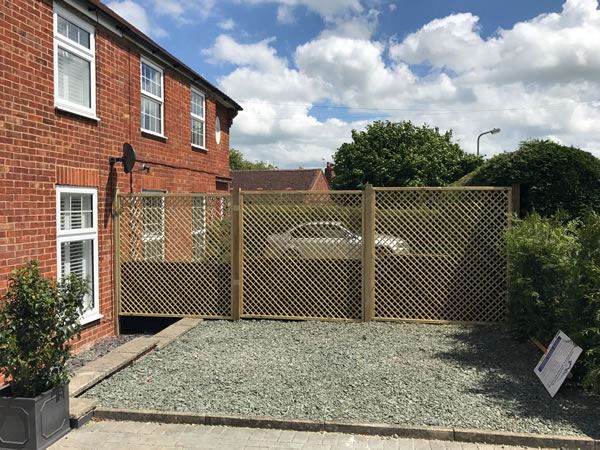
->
[191,89,205,149]
[53,5,96,118]
[141,59,164,136]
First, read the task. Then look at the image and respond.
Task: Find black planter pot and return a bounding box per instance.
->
[0,384,70,450]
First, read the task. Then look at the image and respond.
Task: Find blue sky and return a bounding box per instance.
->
[107,0,599,167]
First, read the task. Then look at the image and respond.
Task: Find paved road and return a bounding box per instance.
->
[50,420,545,450]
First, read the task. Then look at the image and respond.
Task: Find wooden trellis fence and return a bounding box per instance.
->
[115,186,514,323]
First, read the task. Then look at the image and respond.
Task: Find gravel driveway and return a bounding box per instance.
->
[84,320,600,437]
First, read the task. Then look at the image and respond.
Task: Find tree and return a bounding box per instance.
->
[230,148,276,170]
[331,121,481,189]
[458,140,600,217]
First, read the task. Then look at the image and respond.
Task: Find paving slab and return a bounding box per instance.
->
[154,318,202,349]
[69,397,97,428]
[49,421,556,450]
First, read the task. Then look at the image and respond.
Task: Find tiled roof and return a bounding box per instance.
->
[232,169,325,191]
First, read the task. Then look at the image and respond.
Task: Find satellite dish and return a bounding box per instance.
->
[122,143,136,174]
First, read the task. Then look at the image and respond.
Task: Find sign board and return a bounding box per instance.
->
[534,331,582,397]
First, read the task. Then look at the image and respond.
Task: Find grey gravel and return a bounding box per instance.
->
[84,321,600,437]
[68,334,141,372]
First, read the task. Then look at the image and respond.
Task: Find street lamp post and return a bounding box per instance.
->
[477,128,501,156]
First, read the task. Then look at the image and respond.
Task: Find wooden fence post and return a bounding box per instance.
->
[231,188,244,320]
[113,189,121,335]
[362,184,376,322]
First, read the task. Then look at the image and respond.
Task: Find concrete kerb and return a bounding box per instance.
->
[92,407,599,450]
[69,337,158,397]
[454,428,596,450]
[324,421,453,441]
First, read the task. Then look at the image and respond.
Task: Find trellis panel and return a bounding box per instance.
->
[241,191,363,321]
[373,188,510,322]
[117,193,232,318]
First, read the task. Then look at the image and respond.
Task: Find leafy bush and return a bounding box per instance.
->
[576,213,600,392]
[0,261,88,397]
[506,212,600,393]
[460,140,600,217]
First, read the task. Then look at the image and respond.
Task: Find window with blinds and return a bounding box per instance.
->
[60,192,93,230]
[57,187,100,324]
[141,60,164,136]
[54,4,96,118]
[191,89,205,149]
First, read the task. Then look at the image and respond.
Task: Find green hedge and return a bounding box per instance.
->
[459,140,600,217]
[506,211,600,393]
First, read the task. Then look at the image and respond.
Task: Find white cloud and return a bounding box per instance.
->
[390,0,600,84]
[106,0,167,38]
[203,35,287,72]
[277,5,296,23]
[240,0,362,22]
[152,0,216,22]
[219,18,236,30]
[212,0,600,167]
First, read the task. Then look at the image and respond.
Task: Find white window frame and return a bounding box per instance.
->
[140,57,165,137]
[56,186,101,325]
[53,4,97,120]
[191,88,206,150]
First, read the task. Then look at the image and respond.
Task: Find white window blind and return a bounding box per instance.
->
[60,192,93,230]
[60,240,94,312]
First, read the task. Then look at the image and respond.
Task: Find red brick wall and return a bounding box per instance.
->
[0,0,235,350]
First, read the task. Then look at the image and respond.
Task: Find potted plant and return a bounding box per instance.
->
[0,261,88,450]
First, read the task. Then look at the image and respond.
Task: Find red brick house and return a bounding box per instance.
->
[0,0,242,350]
[231,169,330,191]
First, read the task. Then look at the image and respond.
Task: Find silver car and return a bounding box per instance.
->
[264,221,409,259]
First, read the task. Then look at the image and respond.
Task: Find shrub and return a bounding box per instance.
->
[576,212,600,392]
[505,213,580,341]
[460,140,600,217]
[506,211,600,393]
[0,261,88,397]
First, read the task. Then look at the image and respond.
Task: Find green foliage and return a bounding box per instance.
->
[0,261,88,397]
[461,140,600,217]
[230,148,276,170]
[331,121,482,189]
[576,212,600,392]
[506,212,600,393]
